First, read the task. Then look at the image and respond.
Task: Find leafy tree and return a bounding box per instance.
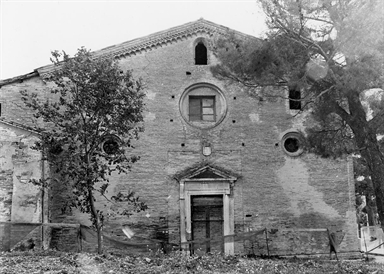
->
[212,0,384,227]
[21,47,147,254]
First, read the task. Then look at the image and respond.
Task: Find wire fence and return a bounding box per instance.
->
[79,225,349,258]
[360,226,384,257]
[0,221,361,258]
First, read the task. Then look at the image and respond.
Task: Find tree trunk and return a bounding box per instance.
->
[365,195,377,226]
[347,92,384,231]
[88,186,103,254]
[367,161,384,229]
[354,129,384,231]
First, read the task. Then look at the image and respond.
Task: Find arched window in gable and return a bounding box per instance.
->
[195,42,207,65]
[289,88,301,110]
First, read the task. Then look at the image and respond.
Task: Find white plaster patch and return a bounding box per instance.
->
[144,112,156,122]
[11,177,41,223]
[249,113,261,123]
[276,157,340,218]
[0,127,18,140]
[290,111,309,131]
[306,59,328,81]
[146,90,157,100]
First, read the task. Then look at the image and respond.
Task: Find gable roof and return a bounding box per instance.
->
[36,18,257,78]
[0,18,259,86]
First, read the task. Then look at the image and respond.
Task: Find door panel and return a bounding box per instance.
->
[191,195,223,254]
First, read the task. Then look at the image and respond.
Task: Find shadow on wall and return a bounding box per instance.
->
[293,212,345,229]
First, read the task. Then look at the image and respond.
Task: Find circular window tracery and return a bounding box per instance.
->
[281,132,305,157]
[179,83,227,129]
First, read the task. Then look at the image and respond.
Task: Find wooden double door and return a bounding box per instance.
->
[191,195,223,254]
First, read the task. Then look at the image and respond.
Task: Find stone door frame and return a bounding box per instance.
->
[176,165,237,255]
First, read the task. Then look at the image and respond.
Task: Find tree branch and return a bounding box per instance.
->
[302,16,333,25]
[332,101,352,124]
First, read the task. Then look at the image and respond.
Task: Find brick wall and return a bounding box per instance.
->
[114,34,358,254]
[50,226,80,252]
[0,29,359,254]
[0,222,12,250]
[0,77,48,127]
[0,223,42,251]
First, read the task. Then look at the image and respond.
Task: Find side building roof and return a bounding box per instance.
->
[0,118,41,135]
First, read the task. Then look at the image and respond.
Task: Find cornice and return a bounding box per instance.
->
[93,18,230,60]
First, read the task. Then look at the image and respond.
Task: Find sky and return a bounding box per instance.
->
[0,0,268,80]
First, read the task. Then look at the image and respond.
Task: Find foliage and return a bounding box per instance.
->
[0,250,383,274]
[354,157,374,196]
[212,0,384,226]
[20,47,147,253]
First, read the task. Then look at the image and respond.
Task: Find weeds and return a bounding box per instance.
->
[0,250,382,274]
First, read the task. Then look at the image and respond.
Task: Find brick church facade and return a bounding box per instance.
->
[0,19,359,255]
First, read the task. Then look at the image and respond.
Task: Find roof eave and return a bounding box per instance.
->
[0,70,40,87]
[0,118,41,135]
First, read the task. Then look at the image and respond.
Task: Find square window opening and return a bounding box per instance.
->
[189,96,216,122]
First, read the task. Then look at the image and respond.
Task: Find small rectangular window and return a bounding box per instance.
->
[289,89,301,110]
[189,96,216,121]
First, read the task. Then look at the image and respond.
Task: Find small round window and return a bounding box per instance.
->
[281,132,304,156]
[179,83,227,129]
[102,136,120,155]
